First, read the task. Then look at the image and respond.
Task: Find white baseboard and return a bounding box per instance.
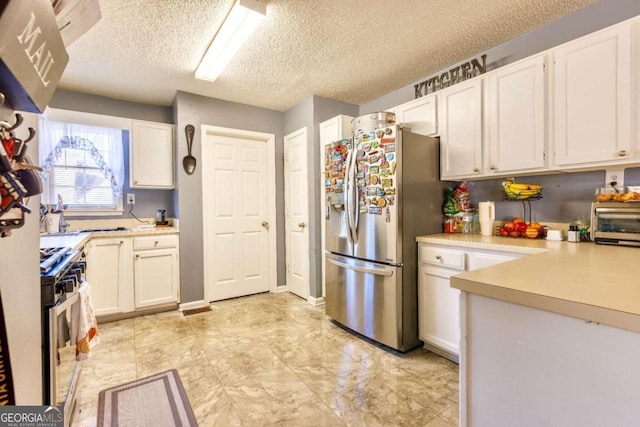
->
[307,296,326,306]
[178,300,208,311]
[271,285,289,294]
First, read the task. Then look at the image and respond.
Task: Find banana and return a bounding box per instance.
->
[503,181,542,200]
[509,183,543,191]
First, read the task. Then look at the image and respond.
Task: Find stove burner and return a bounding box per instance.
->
[40,247,71,273]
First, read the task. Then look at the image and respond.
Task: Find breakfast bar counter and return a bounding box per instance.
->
[417,234,640,426]
[417,233,640,332]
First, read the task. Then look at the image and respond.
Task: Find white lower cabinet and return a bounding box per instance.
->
[86,233,180,317]
[86,237,133,316]
[133,235,179,308]
[417,242,525,362]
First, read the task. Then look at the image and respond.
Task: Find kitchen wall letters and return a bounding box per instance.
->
[414,54,487,98]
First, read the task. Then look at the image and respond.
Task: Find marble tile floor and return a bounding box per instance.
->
[72,292,459,427]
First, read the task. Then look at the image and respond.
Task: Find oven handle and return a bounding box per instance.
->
[54,292,79,315]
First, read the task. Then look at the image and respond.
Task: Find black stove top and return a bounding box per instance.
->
[40,246,83,307]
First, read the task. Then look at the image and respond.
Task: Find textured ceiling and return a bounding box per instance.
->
[58,0,597,112]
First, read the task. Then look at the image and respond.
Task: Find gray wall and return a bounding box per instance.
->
[283,96,358,298]
[468,168,640,224]
[360,0,640,114]
[48,90,175,219]
[173,91,284,303]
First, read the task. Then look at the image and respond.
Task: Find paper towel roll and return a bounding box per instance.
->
[478,201,495,222]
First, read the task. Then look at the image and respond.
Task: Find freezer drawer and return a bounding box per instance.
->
[325,253,403,350]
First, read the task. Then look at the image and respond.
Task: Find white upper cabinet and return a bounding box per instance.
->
[486,54,547,174]
[439,78,483,180]
[553,24,632,167]
[130,120,175,189]
[319,115,352,146]
[393,94,437,136]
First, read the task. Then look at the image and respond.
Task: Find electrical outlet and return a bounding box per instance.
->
[605,169,624,188]
[127,193,135,205]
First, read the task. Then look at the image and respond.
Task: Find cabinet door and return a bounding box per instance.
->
[439,79,483,179]
[393,95,437,136]
[86,238,132,316]
[488,55,546,173]
[130,120,175,188]
[134,249,179,308]
[418,265,460,358]
[553,25,631,166]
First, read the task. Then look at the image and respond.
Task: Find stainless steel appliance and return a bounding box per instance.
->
[591,202,640,246]
[40,246,85,426]
[324,112,447,352]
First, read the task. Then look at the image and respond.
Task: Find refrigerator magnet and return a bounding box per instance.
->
[386,195,395,205]
[385,188,395,196]
[384,143,395,153]
[380,169,389,177]
[380,160,389,169]
[375,130,384,139]
[371,141,379,149]
[381,137,395,145]
[368,206,382,215]
[366,187,377,196]
[381,178,393,188]
[385,207,391,222]
[386,153,394,161]
[370,175,379,185]
[390,161,397,174]
[377,198,387,207]
[377,187,385,197]
[369,155,380,163]
[369,165,379,174]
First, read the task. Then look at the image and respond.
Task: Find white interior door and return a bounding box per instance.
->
[284,127,309,299]
[202,128,273,302]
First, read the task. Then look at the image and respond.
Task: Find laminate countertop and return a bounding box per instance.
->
[416,233,640,334]
[40,227,179,250]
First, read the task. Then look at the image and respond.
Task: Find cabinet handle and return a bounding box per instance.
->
[154,241,159,246]
[119,240,124,244]
[135,254,140,259]
[490,165,497,171]
[473,167,480,173]
[617,150,628,157]
[435,255,442,260]
[134,180,138,184]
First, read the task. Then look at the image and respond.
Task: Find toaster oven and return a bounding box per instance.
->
[591,202,640,247]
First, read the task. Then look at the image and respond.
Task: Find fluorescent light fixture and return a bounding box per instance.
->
[195,0,266,82]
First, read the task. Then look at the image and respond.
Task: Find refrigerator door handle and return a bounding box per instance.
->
[327,257,394,277]
[347,147,359,243]
[344,149,353,244]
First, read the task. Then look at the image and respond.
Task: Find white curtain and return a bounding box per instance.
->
[38,116,125,198]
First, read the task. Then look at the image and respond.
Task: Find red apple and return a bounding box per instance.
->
[515,222,528,234]
[503,222,515,232]
[509,230,520,237]
[499,227,509,237]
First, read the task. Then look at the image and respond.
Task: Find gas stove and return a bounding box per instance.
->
[39,246,85,308]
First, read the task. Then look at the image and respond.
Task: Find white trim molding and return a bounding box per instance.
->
[307,296,326,306]
[178,300,208,312]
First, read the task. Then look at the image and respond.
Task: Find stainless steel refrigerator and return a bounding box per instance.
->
[324,113,447,352]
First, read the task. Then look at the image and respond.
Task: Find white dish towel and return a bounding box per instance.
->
[71,279,100,360]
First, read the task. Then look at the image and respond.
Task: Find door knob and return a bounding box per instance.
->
[298,222,307,229]
[261,221,269,229]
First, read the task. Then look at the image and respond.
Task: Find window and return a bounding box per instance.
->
[39,115,126,215]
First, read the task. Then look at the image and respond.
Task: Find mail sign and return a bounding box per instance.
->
[0,0,68,112]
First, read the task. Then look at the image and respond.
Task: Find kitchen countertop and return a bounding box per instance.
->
[417,233,640,334]
[40,227,179,250]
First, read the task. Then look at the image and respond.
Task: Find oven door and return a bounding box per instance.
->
[49,292,82,427]
[592,204,640,245]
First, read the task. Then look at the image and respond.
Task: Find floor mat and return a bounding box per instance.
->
[97,369,197,426]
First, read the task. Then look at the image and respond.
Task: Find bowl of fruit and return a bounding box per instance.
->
[498,217,545,239]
